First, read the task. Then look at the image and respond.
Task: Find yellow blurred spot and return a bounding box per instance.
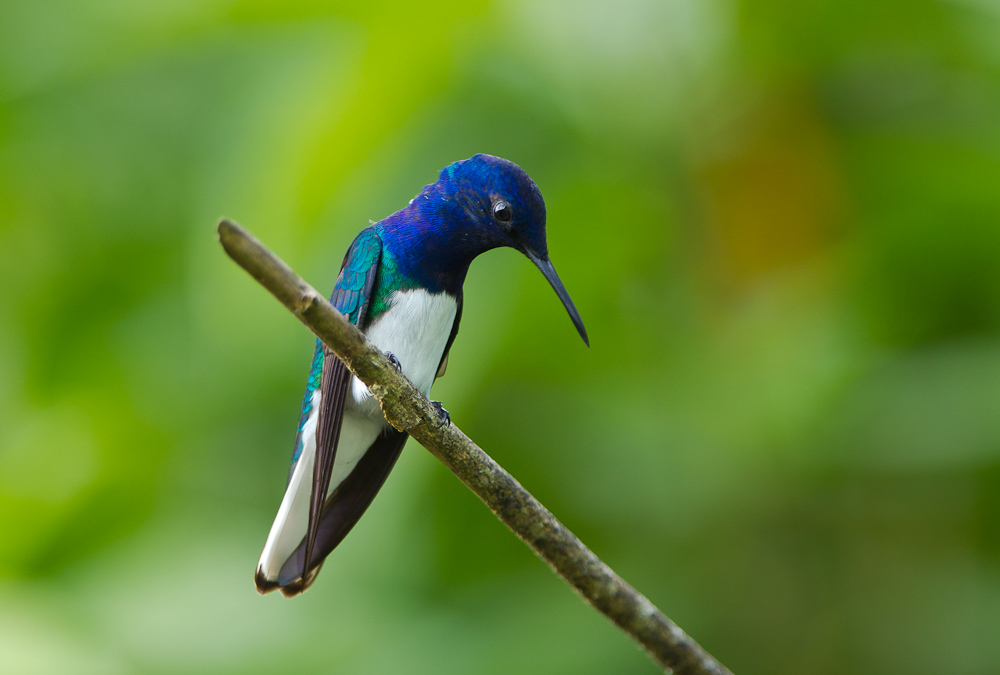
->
[696,90,843,289]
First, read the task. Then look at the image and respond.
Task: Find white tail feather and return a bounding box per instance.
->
[256,392,385,586]
[257,392,321,581]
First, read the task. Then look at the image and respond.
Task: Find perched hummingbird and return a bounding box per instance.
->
[255,154,588,596]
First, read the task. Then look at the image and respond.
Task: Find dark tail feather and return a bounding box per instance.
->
[277,429,408,597]
[304,347,350,579]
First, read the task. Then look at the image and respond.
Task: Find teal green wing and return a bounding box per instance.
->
[288,228,384,592]
[258,229,386,596]
[288,228,381,468]
[330,227,382,327]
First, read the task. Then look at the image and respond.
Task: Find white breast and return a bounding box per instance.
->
[349,289,457,420]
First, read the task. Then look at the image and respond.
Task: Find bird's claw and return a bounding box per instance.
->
[385,352,402,372]
[431,401,450,426]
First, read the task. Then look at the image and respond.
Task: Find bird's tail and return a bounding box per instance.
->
[255,416,407,597]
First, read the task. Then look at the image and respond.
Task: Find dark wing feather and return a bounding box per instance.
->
[303,345,350,579]
[301,228,382,584]
[285,229,381,479]
[277,429,408,594]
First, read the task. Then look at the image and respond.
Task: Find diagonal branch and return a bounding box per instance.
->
[218,218,733,675]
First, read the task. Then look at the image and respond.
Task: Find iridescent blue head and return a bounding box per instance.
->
[379,153,588,345]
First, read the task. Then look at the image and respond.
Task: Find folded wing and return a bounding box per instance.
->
[257,228,404,596]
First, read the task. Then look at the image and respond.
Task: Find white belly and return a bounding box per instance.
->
[349,288,458,420]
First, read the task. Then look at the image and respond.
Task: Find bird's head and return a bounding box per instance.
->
[435,154,588,345]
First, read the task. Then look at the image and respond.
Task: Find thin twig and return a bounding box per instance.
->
[218,218,733,675]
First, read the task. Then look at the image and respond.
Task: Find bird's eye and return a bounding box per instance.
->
[493,200,513,223]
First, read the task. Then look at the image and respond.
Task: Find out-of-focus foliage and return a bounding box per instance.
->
[2,0,999,672]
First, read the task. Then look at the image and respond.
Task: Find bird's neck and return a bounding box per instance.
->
[375,188,497,296]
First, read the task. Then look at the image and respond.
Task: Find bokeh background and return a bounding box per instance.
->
[2,0,1000,673]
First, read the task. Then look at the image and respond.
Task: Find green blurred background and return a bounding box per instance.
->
[2,0,1000,673]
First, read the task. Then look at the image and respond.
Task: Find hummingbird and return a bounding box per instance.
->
[255,154,588,596]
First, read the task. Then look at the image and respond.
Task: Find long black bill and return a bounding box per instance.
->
[527,253,589,346]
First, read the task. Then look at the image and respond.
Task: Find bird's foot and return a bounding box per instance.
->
[385,352,402,372]
[430,401,451,427]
